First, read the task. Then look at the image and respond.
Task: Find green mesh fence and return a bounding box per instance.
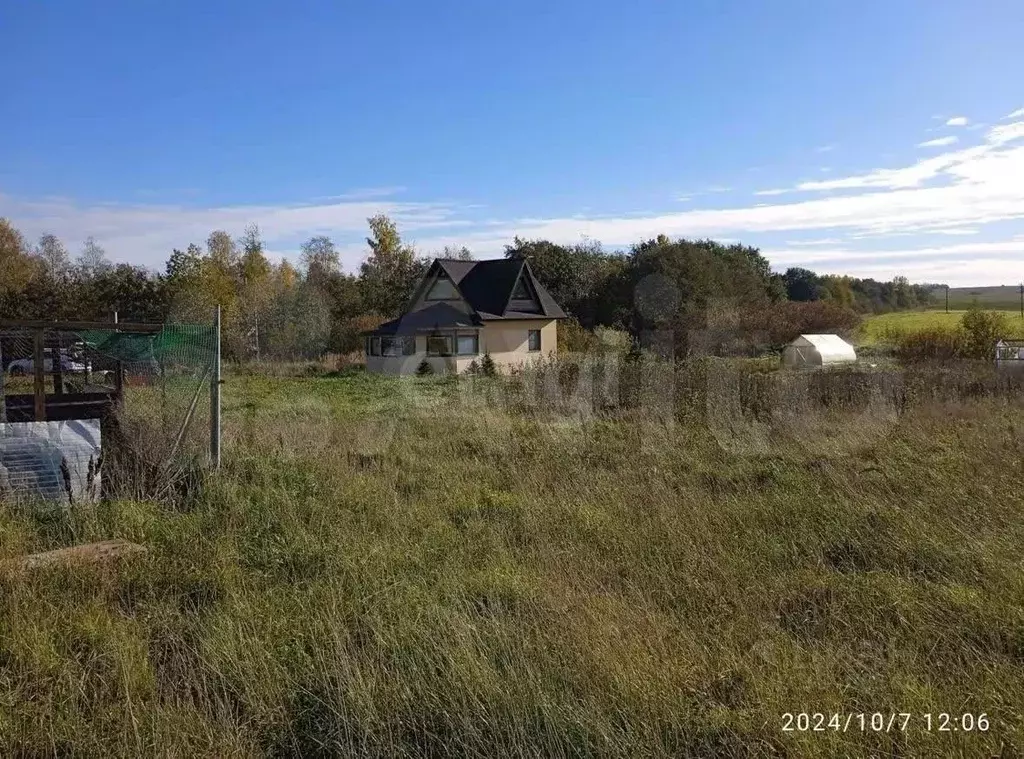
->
[77,324,217,366]
[1,320,218,502]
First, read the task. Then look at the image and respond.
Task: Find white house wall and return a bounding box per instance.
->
[481,319,557,370]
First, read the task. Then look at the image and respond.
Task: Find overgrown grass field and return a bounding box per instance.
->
[858,309,1024,345]
[2,367,1024,757]
[944,286,1024,311]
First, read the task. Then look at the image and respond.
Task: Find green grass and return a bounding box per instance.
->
[941,285,1024,311]
[2,369,1024,756]
[859,309,1024,345]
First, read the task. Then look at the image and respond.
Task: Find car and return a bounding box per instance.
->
[6,348,91,376]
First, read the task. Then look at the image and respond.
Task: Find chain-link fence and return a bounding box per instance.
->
[0,317,219,505]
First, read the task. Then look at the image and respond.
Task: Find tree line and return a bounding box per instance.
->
[0,216,935,361]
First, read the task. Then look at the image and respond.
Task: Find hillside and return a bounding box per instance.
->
[931,285,1024,311]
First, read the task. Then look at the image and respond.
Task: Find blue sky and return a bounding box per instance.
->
[2,1,1023,286]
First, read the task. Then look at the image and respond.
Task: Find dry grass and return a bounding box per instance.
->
[1,366,1023,757]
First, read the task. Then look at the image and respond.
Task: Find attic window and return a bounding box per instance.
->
[511,276,532,300]
[427,275,458,300]
[508,272,541,313]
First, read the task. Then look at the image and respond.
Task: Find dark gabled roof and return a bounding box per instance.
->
[517,261,566,319]
[439,258,519,317]
[432,258,567,320]
[364,302,482,336]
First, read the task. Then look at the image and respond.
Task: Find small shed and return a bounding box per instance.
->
[995,340,1024,372]
[782,334,857,369]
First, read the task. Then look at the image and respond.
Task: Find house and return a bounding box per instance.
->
[782,334,857,369]
[363,258,567,374]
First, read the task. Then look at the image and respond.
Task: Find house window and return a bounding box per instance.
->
[528,330,541,352]
[426,276,458,300]
[456,334,479,356]
[381,336,416,356]
[426,335,453,356]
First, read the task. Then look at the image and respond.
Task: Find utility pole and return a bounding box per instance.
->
[1019,282,1023,320]
[945,285,949,314]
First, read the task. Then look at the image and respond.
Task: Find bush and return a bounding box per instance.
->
[892,307,1012,363]
[624,340,644,365]
[331,313,386,354]
[737,301,862,350]
[960,305,1010,359]
[332,351,365,372]
[594,326,630,350]
[558,317,602,353]
[716,299,868,354]
[480,353,497,377]
[893,327,963,363]
[464,359,480,376]
[415,360,434,376]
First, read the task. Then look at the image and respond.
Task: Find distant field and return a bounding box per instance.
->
[932,285,1024,311]
[859,309,1024,345]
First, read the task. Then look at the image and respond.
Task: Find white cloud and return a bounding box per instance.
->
[768,237,1024,265]
[945,116,969,127]
[310,186,407,201]
[0,193,468,271]
[784,238,843,246]
[1005,107,1024,119]
[931,227,978,235]
[3,117,1024,286]
[764,238,1024,286]
[987,121,1024,145]
[918,136,958,148]
[814,144,836,153]
[792,131,1008,192]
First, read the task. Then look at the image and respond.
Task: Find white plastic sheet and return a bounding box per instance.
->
[0,420,102,504]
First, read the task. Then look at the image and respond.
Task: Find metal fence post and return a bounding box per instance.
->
[112,311,124,408]
[210,305,222,468]
[33,328,46,421]
[0,335,5,424]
